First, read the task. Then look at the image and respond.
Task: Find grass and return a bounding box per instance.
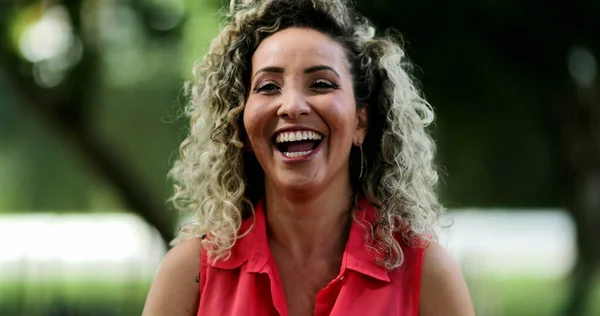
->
[1,276,599,315]
[0,279,151,316]
[469,276,600,316]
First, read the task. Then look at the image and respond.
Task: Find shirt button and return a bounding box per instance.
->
[339,276,345,281]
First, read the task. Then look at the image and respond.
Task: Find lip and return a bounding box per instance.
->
[272,125,325,163]
[275,137,325,163]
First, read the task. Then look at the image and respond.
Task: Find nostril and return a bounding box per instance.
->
[277,95,312,119]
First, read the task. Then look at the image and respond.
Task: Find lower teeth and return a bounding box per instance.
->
[284,150,312,158]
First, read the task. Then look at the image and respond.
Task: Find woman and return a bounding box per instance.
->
[143,0,474,315]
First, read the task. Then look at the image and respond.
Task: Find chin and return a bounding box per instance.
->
[271,172,324,195]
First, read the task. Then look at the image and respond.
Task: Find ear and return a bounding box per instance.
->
[354,105,369,145]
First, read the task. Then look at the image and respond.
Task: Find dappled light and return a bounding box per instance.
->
[1,0,599,315]
[146,0,185,31]
[568,46,597,88]
[18,5,82,88]
[19,6,73,63]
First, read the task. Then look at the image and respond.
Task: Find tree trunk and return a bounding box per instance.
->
[558,83,600,316]
[0,4,176,246]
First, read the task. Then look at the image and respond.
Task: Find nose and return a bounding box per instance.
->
[276,88,311,119]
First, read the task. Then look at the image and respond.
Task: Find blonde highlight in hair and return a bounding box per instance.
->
[170,0,445,269]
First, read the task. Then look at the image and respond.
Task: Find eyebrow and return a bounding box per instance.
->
[253,66,284,79]
[304,65,340,78]
[252,65,340,80]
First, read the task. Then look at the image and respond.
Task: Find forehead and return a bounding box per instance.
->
[251,27,348,69]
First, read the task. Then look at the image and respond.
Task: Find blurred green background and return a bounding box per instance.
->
[1,0,599,315]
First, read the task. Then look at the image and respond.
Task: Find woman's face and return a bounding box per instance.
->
[243,27,367,194]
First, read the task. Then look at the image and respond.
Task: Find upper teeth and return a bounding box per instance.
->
[275,130,323,143]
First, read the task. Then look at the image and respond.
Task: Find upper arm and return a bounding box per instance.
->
[142,237,203,316]
[419,241,475,316]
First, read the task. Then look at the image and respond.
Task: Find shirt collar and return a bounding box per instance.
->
[209,199,269,271]
[209,197,391,282]
[343,198,390,282]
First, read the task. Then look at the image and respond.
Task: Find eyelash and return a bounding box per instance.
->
[311,80,339,89]
[253,80,339,93]
[254,82,280,93]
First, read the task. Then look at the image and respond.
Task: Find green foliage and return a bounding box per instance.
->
[2,0,590,211]
[0,280,151,315]
[353,0,598,208]
[181,0,222,77]
[1,0,599,314]
[0,0,221,213]
[479,276,600,316]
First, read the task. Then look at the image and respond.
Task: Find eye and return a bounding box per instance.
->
[311,79,339,90]
[254,82,280,94]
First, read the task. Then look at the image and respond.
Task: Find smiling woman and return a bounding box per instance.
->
[143,0,474,315]
[245,27,366,196]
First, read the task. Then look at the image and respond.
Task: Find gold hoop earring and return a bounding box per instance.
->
[358,144,364,180]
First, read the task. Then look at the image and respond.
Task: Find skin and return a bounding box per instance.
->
[142,237,201,316]
[244,28,368,315]
[142,27,474,316]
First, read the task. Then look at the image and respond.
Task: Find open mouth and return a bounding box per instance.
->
[273,130,324,158]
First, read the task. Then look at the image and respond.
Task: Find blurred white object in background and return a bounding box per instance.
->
[0,213,167,282]
[440,209,576,279]
[0,209,576,281]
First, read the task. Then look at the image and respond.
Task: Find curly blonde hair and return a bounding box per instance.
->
[170,0,445,269]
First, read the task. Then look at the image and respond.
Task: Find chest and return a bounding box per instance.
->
[200,265,416,316]
[274,256,342,316]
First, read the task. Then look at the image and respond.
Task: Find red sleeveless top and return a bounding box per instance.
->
[198,199,426,316]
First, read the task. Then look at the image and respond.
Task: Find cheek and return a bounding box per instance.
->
[318,95,357,135]
[242,110,253,139]
[243,102,260,137]
[243,102,272,149]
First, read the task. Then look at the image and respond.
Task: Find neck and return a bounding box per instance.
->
[264,178,353,261]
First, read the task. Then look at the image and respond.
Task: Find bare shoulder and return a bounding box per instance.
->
[419,241,475,316]
[142,237,203,316]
